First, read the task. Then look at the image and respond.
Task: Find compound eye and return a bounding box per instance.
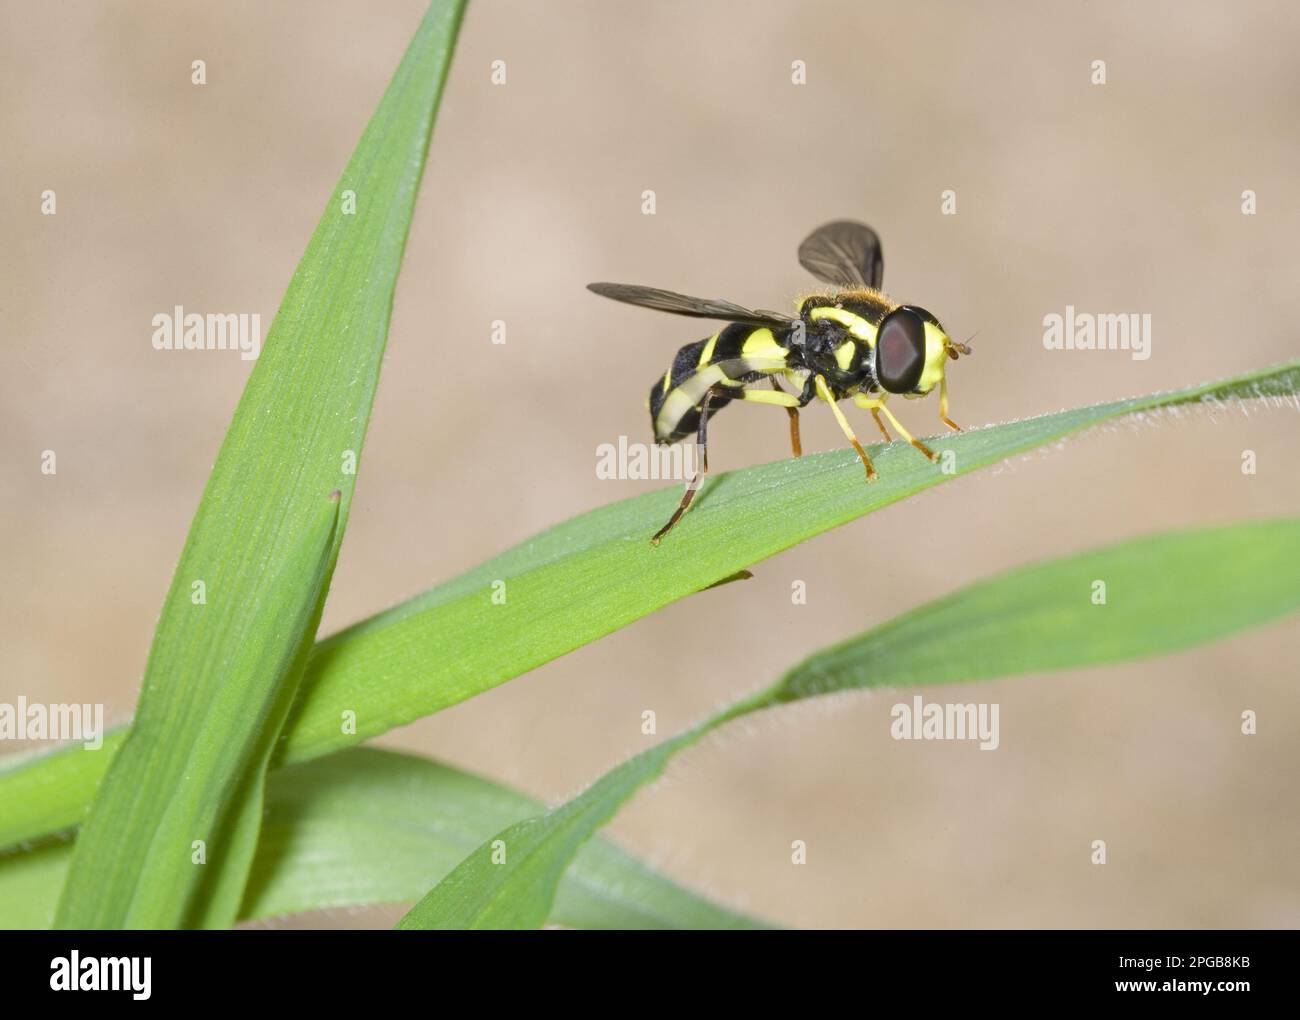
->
[875,308,927,393]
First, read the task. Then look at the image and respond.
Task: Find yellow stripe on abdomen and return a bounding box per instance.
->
[655,364,729,439]
[740,328,788,362]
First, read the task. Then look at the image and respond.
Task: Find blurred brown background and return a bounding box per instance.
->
[2,0,1298,928]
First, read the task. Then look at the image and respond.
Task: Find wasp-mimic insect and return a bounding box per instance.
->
[588,220,971,545]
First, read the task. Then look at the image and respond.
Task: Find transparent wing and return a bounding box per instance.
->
[797,221,884,290]
[587,282,796,328]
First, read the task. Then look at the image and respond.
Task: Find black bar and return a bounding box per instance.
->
[0,930,1290,1006]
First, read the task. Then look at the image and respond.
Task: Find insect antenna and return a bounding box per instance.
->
[948,331,977,359]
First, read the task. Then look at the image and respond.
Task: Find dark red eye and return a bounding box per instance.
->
[875,308,926,393]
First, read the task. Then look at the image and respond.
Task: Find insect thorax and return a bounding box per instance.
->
[793,291,893,394]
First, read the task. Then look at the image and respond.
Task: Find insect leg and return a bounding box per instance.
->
[939,374,962,432]
[725,383,803,456]
[771,376,802,457]
[870,408,892,442]
[651,385,724,546]
[814,374,876,481]
[853,393,938,462]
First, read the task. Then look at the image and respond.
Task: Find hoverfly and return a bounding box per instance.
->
[589,220,971,545]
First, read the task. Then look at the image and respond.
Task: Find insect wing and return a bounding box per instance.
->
[587,282,796,328]
[797,221,884,290]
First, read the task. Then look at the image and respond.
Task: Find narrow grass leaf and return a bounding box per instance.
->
[1,749,770,930]
[397,516,1300,928]
[57,496,339,927]
[51,0,466,928]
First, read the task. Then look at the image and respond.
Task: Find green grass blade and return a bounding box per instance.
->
[394,697,766,931]
[1,749,770,931]
[0,845,69,930]
[51,0,466,928]
[2,360,1297,853]
[181,504,344,930]
[396,516,1300,929]
[773,515,1300,700]
[276,359,1300,761]
[0,736,121,846]
[56,496,340,928]
[248,748,768,928]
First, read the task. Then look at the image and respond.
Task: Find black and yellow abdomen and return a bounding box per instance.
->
[648,321,792,443]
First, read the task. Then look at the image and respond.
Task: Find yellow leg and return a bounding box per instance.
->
[734,384,803,456]
[734,388,800,407]
[939,375,962,432]
[853,393,937,462]
[815,374,876,480]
